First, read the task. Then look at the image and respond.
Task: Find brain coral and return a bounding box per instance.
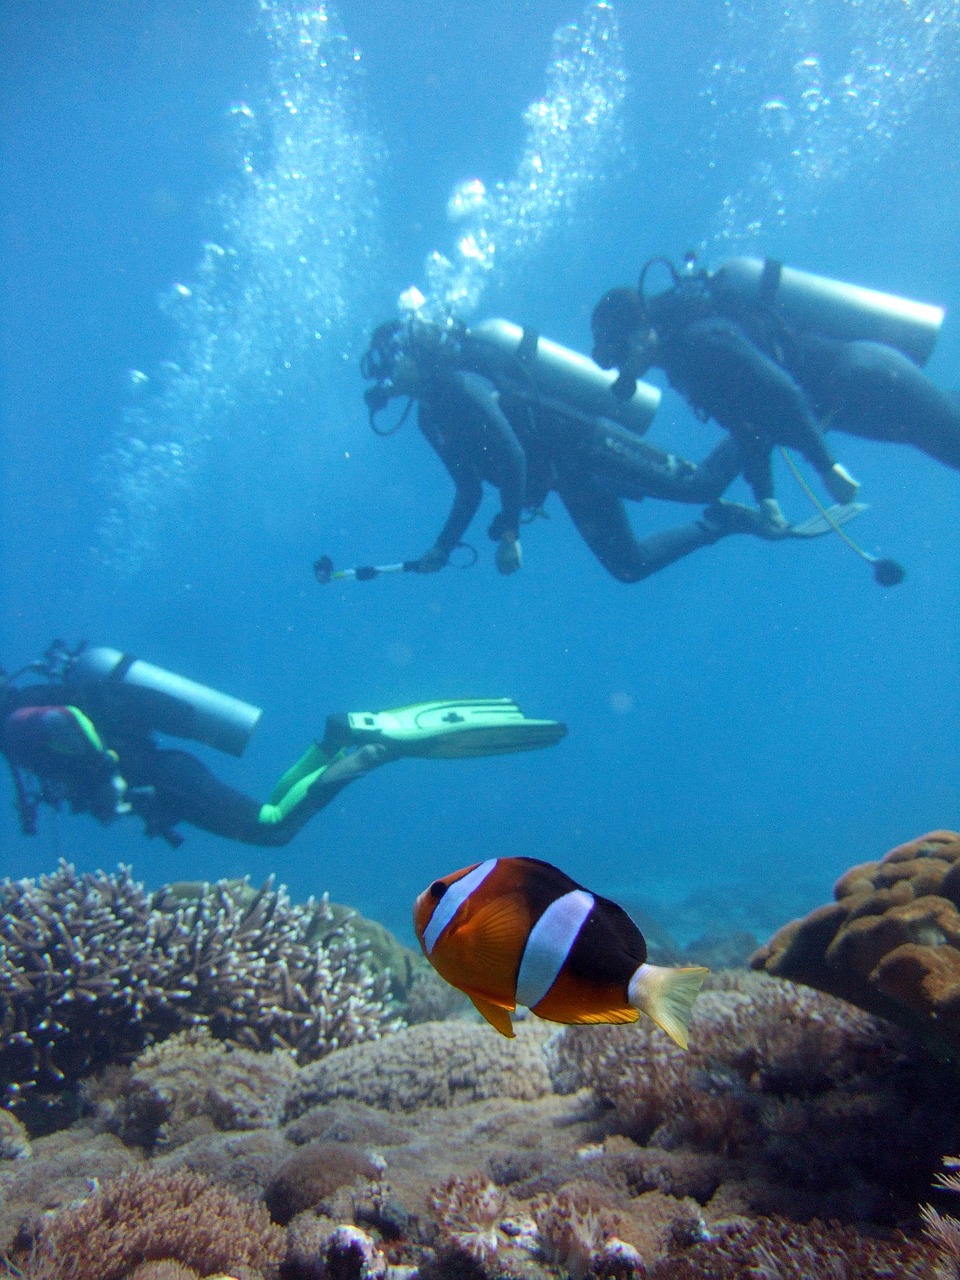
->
[0,861,401,1111]
[751,830,960,1058]
[285,1019,552,1117]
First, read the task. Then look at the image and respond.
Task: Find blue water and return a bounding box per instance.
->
[2,0,959,947]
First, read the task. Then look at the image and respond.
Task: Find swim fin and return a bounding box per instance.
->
[788,501,868,539]
[339,699,568,758]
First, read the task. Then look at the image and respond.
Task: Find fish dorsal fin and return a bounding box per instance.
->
[468,993,516,1038]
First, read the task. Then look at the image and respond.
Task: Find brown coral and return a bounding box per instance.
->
[430,1173,508,1265]
[265,1141,384,1225]
[752,830,960,1057]
[546,973,960,1224]
[647,1215,937,1278]
[15,1167,286,1280]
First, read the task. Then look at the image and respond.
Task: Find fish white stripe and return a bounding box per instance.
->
[422,858,498,956]
[515,889,593,1009]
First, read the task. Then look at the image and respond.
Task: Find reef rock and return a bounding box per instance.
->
[752,830,960,1057]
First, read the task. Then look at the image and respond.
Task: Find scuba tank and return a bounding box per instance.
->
[709,257,944,367]
[467,318,661,434]
[69,647,262,757]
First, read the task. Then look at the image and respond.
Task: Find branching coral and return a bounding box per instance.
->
[0,861,402,1110]
[547,974,960,1223]
[13,1167,286,1280]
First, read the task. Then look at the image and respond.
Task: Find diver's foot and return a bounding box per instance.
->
[824,463,860,505]
[322,743,395,785]
[703,499,790,541]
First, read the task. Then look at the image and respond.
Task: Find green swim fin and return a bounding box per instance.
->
[340,698,567,758]
[788,501,868,539]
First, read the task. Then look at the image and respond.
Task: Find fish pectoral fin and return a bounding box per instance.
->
[468,993,516,1038]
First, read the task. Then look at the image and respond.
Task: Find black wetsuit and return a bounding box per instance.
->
[415,366,744,583]
[784,331,960,471]
[642,284,841,504]
[1,682,357,847]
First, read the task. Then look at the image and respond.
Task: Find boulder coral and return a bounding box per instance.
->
[752,830,960,1058]
[285,1019,552,1118]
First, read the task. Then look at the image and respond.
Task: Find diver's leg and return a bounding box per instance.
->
[575,422,742,504]
[138,745,390,847]
[829,341,960,471]
[556,474,722,583]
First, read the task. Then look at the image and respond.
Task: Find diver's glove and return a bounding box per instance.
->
[495,533,522,575]
[86,751,133,822]
[414,545,449,573]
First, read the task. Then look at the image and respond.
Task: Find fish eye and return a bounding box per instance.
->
[428,880,447,900]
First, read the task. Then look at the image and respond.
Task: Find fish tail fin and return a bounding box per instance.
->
[627,963,708,1049]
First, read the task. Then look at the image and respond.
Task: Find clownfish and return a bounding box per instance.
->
[413,856,707,1048]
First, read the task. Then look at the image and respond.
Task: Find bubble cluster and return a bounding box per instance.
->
[420,0,627,322]
[705,0,960,249]
[97,1,383,574]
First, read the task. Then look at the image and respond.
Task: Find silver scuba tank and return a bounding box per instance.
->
[709,257,944,366]
[70,647,262,757]
[468,318,662,434]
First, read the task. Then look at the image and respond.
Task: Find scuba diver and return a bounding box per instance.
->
[1,642,566,848]
[592,254,960,526]
[591,256,863,533]
[357,312,851,585]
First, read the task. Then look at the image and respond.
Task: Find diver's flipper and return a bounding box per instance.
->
[342,699,567,758]
[788,501,868,539]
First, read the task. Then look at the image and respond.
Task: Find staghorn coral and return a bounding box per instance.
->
[752,829,960,1058]
[13,1167,286,1280]
[286,1020,551,1118]
[547,973,960,1223]
[646,1215,938,1278]
[0,861,402,1111]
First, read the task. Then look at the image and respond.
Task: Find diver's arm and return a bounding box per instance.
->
[418,403,484,561]
[458,372,526,542]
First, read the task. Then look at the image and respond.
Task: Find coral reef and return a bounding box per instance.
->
[285,1019,552,1117]
[11,1167,286,1280]
[0,861,401,1111]
[645,1215,938,1278]
[265,1140,384,1224]
[752,830,960,1057]
[547,972,960,1222]
[531,1187,644,1280]
[84,1028,299,1149]
[1,854,956,1278]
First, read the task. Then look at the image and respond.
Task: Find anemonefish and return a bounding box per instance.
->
[413,856,707,1048]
